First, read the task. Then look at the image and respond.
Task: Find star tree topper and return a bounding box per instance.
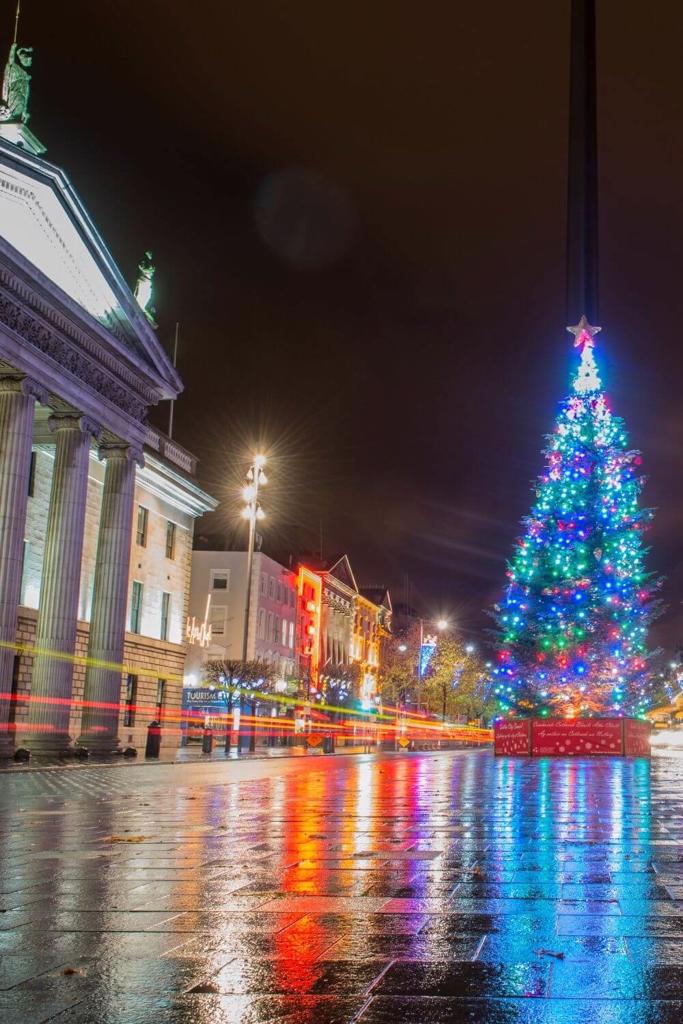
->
[567,316,602,393]
[567,315,601,351]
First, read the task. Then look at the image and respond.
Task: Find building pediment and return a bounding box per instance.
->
[0,139,179,399]
[326,555,359,595]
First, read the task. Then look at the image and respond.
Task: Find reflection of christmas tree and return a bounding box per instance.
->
[493,318,661,718]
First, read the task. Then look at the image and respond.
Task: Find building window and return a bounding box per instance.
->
[289,620,294,649]
[260,573,267,595]
[267,611,273,642]
[27,451,36,497]
[130,581,143,634]
[123,674,138,727]
[210,604,226,636]
[165,521,176,559]
[277,581,283,603]
[136,505,148,547]
[160,592,171,642]
[281,618,288,646]
[258,608,266,640]
[211,571,229,590]
[156,679,166,720]
[268,577,275,599]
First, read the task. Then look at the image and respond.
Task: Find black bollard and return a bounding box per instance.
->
[202,727,213,754]
[145,720,162,758]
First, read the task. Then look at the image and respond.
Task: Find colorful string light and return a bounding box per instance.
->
[492,321,660,718]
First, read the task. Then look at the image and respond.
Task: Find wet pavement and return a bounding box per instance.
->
[1,748,683,1022]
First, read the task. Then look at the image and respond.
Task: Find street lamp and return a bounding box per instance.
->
[241,454,267,662]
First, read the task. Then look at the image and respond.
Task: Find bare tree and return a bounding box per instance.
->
[205,658,276,753]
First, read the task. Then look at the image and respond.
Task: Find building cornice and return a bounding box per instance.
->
[0,139,181,395]
[137,451,218,519]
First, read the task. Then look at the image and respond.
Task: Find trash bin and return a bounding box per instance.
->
[322,734,334,754]
[145,720,161,758]
[202,727,213,754]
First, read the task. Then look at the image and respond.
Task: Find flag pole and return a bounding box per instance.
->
[168,322,179,439]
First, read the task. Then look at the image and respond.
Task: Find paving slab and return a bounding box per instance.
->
[1,748,683,1021]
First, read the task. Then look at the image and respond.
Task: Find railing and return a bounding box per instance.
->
[144,426,197,476]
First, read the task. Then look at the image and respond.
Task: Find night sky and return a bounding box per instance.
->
[18,1,683,650]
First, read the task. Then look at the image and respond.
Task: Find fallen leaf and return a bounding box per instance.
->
[188,981,220,994]
[535,949,565,959]
[103,835,147,844]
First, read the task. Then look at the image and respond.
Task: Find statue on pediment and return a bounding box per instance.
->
[0,42,33,124]
[1,3,33,126]
[134,251,158,328]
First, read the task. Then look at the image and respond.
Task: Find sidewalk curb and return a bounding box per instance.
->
[0,745,419,775]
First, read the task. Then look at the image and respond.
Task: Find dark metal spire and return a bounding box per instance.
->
[566,0,598,323]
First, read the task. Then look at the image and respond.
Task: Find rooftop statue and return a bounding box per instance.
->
[0,2,32,125]
[0,42,32,124]
[134,251,158,328]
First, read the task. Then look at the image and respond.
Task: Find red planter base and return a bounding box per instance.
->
[494,716,651,757]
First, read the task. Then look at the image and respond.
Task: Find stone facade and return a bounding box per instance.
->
[23,447,193,638]
[185,551,297,686]
[0,136,217,755]
[353,594,381,703]
[10,608,186,754]
[9,439,212,753]
[320,558,357,674]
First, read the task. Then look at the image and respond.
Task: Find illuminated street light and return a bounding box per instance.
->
[241,454,267,662]
[398,643,407,653]
[465,643,475,655]
[417,615,452,714]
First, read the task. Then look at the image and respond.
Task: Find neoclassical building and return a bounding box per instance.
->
[0,68,215,755]
[320,555,357,674]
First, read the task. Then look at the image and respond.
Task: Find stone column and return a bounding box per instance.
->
[25,414,101,754]
[0,375,45,756]
[78,442,141,752]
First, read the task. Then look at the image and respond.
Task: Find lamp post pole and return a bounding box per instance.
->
[240,455,267,755]
[241,455,267,663]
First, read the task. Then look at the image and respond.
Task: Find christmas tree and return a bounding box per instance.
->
[493,318,660,718]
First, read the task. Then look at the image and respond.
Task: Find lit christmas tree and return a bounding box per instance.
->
[493,318,661,718]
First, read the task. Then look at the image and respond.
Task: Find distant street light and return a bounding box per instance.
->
[241,454,267,662]
[417,616,452,715]
[398,643,408,653]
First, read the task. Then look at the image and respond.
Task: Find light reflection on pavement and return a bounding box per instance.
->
[2,749,683,1022]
